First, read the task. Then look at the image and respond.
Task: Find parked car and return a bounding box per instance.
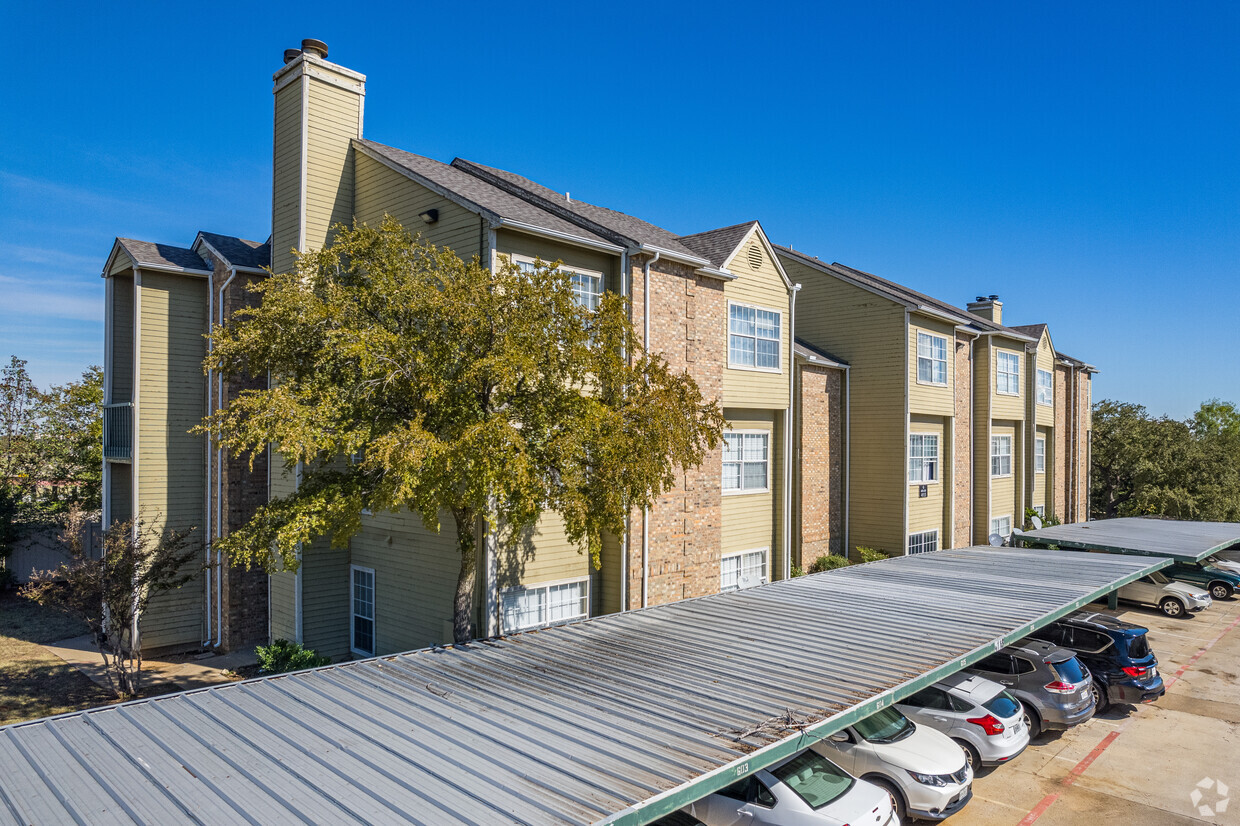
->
[682,748,899,826]
[1203,553,1240,577]
[964,640,1095,738]
[1115,570,1212,617]
[1162,561,1240,601]
[812,707,970,822]
[895,673,1029,770]
[1025,612,1164,711]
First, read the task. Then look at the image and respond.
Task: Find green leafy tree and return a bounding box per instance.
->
[35,366,103,510]
[0,356,39,485]
[204,218,725,642]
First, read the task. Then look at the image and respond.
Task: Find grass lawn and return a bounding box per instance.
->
[0,589,113,725]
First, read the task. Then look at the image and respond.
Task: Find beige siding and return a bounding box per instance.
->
[907,417,947,538]
[723,237,790,410]
[299,538,350,659]
[267,462,298,642]
[908,316,955,418]
[135,271,207,651]
[783,254,907,556]
[598,531,623,616]
[1034,333,1056,427]
[1033,425,1050,511]
[271,78,303,276]
[495,229,621,293]
[721,410,778,581]
[989,421,1020,532]
[354,151,487,263]
[506,511,593,589]
[110,274,134,402]
[303,79,360,257]
[991,341,1026,421]
[107,247,134,276]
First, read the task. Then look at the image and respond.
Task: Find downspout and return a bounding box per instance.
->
[215,266,238,647]
[843,365,851,558]
[642,250,660,609]
[784,284,800,579]
[205,265,214,646]
[619,249,630,612]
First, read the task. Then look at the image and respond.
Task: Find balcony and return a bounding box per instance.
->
[103,402,133,461]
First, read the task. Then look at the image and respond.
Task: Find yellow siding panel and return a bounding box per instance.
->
[1033,425,1050,510]
[723,237,790,410]
[907,417,946,536]
[990,341,1026,421]
[1035,333,1056,427]
[721,410,778,564]
[267,462,298,642]
[989,421,1020,531]
[303,79,359,256]
[506,511,593,589]
[908,316,955,417]
[495,229,620,293]
[271,79,303,276]
[111,274,134,401]
[299,537,350,659]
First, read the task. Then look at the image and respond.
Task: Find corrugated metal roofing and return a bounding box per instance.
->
[1018,517,1240,562]
[0,547,1164,826]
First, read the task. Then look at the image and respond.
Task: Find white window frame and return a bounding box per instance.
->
[991,434,1013,478]
[727,300,782,373]
[723,430,771,494]
[721,547,769,592]
[1035,436,1046,474]
[511,254,604,312]
[1036,368,1053,406]
[908,530,938,555]
[996,351,1021,396]
[350,565,376,658]
[1033,505,1045,519]
[500,576,590,634]
[908,433,940,484]
[991,515,1013,539]
[916,331,948,386]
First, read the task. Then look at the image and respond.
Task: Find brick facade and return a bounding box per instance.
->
[1052,364,1092,523]
[796,363,844,561]
[952,333,973,547]
[625,256,725,607]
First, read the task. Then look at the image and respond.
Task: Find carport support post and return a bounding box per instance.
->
[1108,590,1118,610]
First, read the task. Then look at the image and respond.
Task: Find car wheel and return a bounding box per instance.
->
[867,777,906,823]
[1092,679,1111,713]
[1209,582,1233,600]
[1022,702,1042,738]
[954,738,982,772]
[1160,597,1185,617]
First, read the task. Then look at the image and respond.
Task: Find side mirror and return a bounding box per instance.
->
[829,731,850,743]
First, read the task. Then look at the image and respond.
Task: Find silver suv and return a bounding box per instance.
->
[964,640,1095,737]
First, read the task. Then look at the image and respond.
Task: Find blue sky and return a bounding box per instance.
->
[1,2,1236,418]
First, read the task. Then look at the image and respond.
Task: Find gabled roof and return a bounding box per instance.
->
[675,221,757,268]
[1010,323,1047,340]
[793,337,848,369]
[1056,350,1099,373]
[106,238,212,276]
[195,232,271,271]
[355,140,618,250]
[774,246,1036,341]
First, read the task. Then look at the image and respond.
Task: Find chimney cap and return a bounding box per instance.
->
[283,48,301,64]
[988,294,999,301]
[301,39,329,59]
[975,296,986,302]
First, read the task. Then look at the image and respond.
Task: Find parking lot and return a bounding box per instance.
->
[953,595,1240,825]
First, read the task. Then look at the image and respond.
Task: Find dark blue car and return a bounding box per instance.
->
[1026,611,1164,711]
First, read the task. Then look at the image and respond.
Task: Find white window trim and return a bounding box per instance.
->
[350,564,376,658]
[908,530,939,555]
[915,330,949,387]
[722,429,772,495]
[908,432,940,485]
[727,299,783,374]
[995,350,1021,396]
[499,576,590,634]
[1033,505,1046,518]
[1035,436,1046,474]
[991,515,1013,539]
[720,547,770,592]
[991,434,1013,478]
[509,253,604,312]
[1036,368,1054,407]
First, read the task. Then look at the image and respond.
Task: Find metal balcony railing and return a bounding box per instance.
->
[103,402,133,461]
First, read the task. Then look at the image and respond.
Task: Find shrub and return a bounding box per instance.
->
[807,554,851,573]
[853,546,887,564]
[256,639,330,674]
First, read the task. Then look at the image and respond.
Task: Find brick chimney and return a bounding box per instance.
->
[271,39,366,276]
[967,294,1003,325]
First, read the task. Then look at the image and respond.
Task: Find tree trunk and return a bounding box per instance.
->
[451,508,477,644]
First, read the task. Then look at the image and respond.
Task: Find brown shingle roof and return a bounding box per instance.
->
[196,232,270,270]
[114,238,209,272]
[678,222,758,268]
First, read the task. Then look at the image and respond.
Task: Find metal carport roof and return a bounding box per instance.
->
[1017,517,1240,563]
[0,546,1166,826]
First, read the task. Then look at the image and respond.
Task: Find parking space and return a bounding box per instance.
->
[954,595,1240,825]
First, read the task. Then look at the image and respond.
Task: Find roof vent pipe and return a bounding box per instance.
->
[300,39,329,59]
[283,49,301,64]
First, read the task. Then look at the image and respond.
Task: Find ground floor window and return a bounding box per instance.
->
[990,515,1013,539]
[501,578,589,634]
[351,565,375,657]
[1033,505,1045,519]
[908,530,938,555]
[721,548,768,592]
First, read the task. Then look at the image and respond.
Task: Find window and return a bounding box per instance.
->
[996,351,1021,395]
[916,332,948,384]
[513,257,602,312]
[908,530,938,555]
[908,434,939,483]
[976,653,1016,674]
[1033,505,1045,518]
[728,302,781,370]
[991,515,1012,538]
[1035,437,1046,474]
[1036,369,1053,406]
[991,434,1012,477]
[350,566,375,657]
[501,578,589,634]
[721,548,768,592]
[904,686,952,710]
[723,431,769,492]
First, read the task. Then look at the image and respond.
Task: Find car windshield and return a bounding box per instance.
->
[1126,633,1152,659]
[771,751,854,810]
[1148,571,1171,585]
[983,690,1021,718]
[1052,657,1087,684]
[854,707,915,744]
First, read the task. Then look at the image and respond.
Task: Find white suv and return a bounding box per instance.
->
[1117,570,1211,617]
[895,673,1029,770]
[812,707,971,822]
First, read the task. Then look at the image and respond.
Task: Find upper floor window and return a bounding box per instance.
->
[723,431,770,493]
[729,302,781,371]
[909,433,939,483]
[996,351,1021,395]
[1035,436,1046,473]
[501,578,589,634]
[721,548,768,592]
[513,257,602,312]
[991,434,1013,477]
[916,332,948,385]
[1036,369,1053,406]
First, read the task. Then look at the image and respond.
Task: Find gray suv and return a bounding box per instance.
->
[965,640,1096,737]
